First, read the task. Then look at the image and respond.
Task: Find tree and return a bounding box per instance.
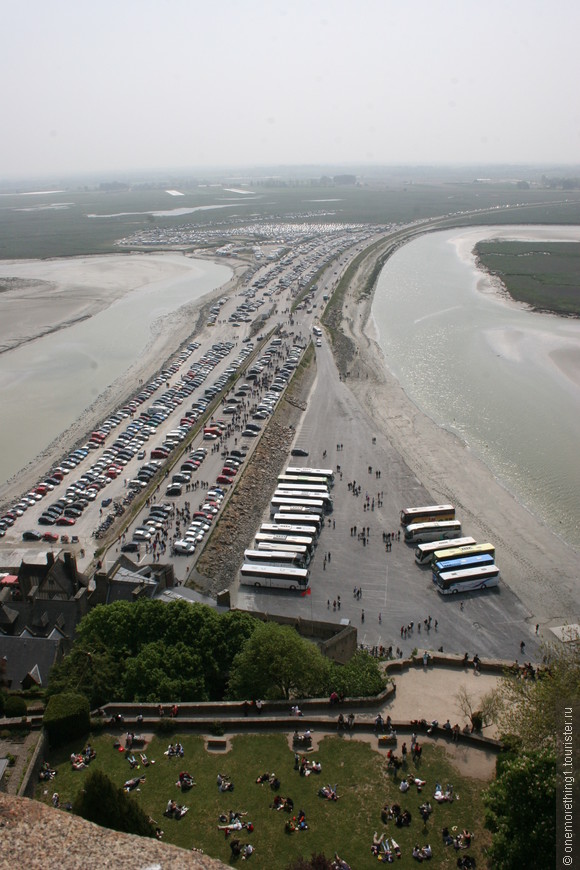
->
[73,768,154,837]
[227,621,330,700]
[484,748,556,869]
[493,639,580,751]
[327,650,386,698]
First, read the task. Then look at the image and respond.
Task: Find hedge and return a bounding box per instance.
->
[43,692,90,747]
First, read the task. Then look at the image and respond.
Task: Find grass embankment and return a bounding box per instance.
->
[474,240,580,317]
[37,731,491,869]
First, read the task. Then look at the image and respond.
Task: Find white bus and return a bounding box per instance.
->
[255,533,315,554]
[414,536,477,566]
[404,520,462,543]
[273,512,322,535]
[255,541,311,565]
[286,467,335,487]
[278,474,329,488]
[261,523,320,538]
[431,542,496,564]
[434,564,500,595]
[277,483,330,495]
[244,548,308,568]
[273,490,333,513]
[270,496,325,517]
[239,562,309,591]
[400,504,455,527]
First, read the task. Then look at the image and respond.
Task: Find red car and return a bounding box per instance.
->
[56,516,76,526]
[42,532,59,542]
[216,475,232,485]
[220,467,236,477]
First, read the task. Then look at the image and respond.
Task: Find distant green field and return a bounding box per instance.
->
[2,180,580,260]
[37,731,492,869]
[474,240,580,316]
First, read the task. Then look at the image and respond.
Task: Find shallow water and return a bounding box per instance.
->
[0,258,231,485]
[372,225,580,549]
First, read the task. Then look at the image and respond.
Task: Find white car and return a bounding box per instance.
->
[174,540,196,555]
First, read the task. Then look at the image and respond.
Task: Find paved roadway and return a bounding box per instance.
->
[234,328,544,664]
[3,228,545,663]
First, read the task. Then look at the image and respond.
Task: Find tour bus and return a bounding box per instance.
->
[431,542,496,565]
[278,474,330,488]
[273,512,322,535]
[239,562,309,591]
[400,504,455,527]
[273,489,333,513]
[434,564,500,595]
[256,541,311,565]
[404,520,462,543]
[433,553,495,581]
[244,548,308,569]
[261,523,320,540]
[414,536,477,566]
[286,467,335,487]
[277,483,330,496]
[270,497,325,517]
[255,532,315,555]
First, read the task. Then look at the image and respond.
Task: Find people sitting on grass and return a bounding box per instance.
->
[39,761,57,782]
[241,843,254,860]
[255,771,280,789]
[433,782,454,803]
[285,810,308,832]
[271,795,294,812]
[456,856,476,869]
[331,852,351,869]
[217,772,234,791]
[123,775,146,792]
[395,809,412,827]
[319,783,340,800]
[412,843,433,861]
[177,771,195,790]
[419,801,433,822]
[164,742,184,758]
[164,799,189,819]
[70,753,86,770]
[140,753,155,767]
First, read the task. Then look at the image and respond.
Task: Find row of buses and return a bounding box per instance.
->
[401,504,500,596]
[239,467,335,591]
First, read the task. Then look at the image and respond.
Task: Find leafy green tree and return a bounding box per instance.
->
[327,650,386,698]
[47,599,259,705]
[494,639,580,751]
[484,748,556,869]
[4,695,27,718]
[227,621,330,700]
[123,640,206,702]
[73,768,154,837]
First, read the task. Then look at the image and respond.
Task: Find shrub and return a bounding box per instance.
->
[155,717,177,735]
[43,692,90,747]
[210,720,225,736]
[0,691,5,716]
[4,695,27,719]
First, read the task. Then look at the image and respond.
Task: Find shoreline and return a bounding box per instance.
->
[1,236,578,631]
[0,252,247,511]
[336,233,579,629]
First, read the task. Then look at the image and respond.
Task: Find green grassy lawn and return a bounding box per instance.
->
[475,240,580,316]
[37,730,492,868]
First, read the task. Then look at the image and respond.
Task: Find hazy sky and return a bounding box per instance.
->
[3,0,579,177]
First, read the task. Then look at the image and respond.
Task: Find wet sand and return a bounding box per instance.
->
[0,251,245,510]
[1,238,578,634]
[340,235,579,632]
